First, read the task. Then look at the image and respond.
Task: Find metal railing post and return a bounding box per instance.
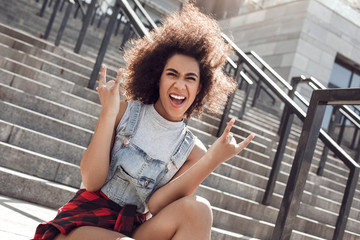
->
[90,5,98,25]
[88,2,121,89]
[55,0,74,46]
[355,137,360,163]
[350,127,358,149]
[278,76,302,135]
[272,91,326,240]
[217,62,243,137]
[317,106,341,176]
[59,0,66,12]
[74,0,97,53]
[114,14,124,36]
[251,66,265,107]
[44,0,61,39]
[120,21,132,48]
[333,167,359,240]
[272,88,360,240]
[74,3,80,18]
[97,12,105,28]
[39,0,49,17]
[238,71,253,120]
[337,117,347,145]
[262,109,294,205]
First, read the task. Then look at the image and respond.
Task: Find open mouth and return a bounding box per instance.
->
[170,94,186,106]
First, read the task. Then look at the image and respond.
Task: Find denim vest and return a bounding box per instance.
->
[101,101,195,213]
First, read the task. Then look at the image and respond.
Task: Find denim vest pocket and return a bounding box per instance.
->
[109,142,166,204]
[101,167,129,204]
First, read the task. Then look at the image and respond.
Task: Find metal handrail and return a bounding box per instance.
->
[240,65,276,104]
[118,0,150,38]
[272,88,360,240]
[246,50,360,165]
[220,32,359,240]
[217,56,254,135]
[223,60,254,121]
[88,0,151,88]
[238,53,278,108]
[295,76,360,128]
[75,0,86,16]
[246,50,293,90]
[293,76,360,169]
[221,33,306,116]
[131,0,157,30]
[289,76,360,172]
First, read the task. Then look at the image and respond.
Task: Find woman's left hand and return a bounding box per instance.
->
[207,118,255,165]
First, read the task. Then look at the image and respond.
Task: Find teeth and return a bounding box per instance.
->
[170,94,185,100]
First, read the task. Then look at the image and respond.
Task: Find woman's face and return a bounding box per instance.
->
[154,54,201,122]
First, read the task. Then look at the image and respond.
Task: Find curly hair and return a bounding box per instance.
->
[122,2,236,118]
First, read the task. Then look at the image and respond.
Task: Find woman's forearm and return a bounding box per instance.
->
[148,119,254,215]
[80,112,117,191]
[148,152,218,215]
[81,65,123,192]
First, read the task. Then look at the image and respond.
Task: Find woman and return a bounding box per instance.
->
[34,3,254,240]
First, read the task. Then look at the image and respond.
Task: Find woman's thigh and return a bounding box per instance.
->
[132,195,213,240]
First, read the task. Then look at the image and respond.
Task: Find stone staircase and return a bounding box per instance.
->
[0,1,360,239]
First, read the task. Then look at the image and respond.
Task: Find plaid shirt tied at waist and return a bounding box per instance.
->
[33,189,146,240]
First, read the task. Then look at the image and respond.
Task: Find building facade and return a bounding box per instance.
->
[217,0,360,100]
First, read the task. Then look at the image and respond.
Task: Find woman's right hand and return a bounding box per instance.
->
[96,64,123,117]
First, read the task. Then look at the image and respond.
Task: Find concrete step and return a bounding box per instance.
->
[0,57,99,103]
[0,120,85,165]
[0,31,121,78]
[0,31,92,76]
[0,100,93,147]
[0,43,90,87]
[211,227,262,240]
[0,69,101,117]
[211,158,360,214]
[2,160,356,240]
[202,170,360,233]
[0,141,81,188]
[280,148,360,193]
[0,20,122,74]
[212,206,274,239]
[0,83,98,131]
[198,185,360,239]
[0,3,126,69]
[0,68,101,116]
[0,166,77,209]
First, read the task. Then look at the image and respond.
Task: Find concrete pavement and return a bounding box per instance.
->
[0,194,57,240]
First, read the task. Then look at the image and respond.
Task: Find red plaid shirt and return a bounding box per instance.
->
[34,189,146,239]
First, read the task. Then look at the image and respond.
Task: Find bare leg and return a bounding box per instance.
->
[133,195,213,240]
[54,226,131,240]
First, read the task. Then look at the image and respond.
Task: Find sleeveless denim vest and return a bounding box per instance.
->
[101,101,195,213]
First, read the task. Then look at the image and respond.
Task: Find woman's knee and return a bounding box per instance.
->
[179,195,213,224]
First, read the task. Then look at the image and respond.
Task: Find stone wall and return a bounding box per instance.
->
[219,0,360,101]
